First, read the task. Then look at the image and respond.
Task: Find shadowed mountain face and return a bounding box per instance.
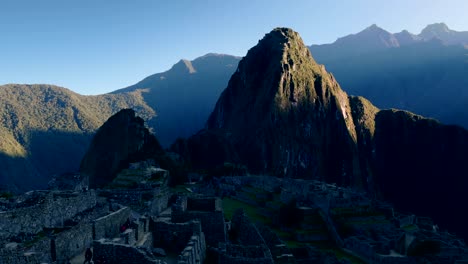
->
[203,28,361,185]
[372,110,468,238]
[80,109,163,188]
[310,23,468,129]
[113,54,240,147]
[0,84,154,191]
[179,28,468,239]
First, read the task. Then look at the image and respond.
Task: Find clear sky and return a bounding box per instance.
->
[1,0,467,95]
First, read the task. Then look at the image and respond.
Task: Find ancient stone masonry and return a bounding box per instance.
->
[0,236,51,264]
[53,222,94,263]
[0,190,96,240]
[217,209,274,264]
[218,176,371,210]
[172,196,226,247]
[151,218,206,264]
[97,186,170,217]
[93,206,131,240]
[215,175,468,263]
[230,209,266,246]
[93,240,160,264]
[217,244,274,264]
[177,234,206,264]
[256,224,295,263]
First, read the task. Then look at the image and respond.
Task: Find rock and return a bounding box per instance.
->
[187,28,363,185]
[80,109,163,188]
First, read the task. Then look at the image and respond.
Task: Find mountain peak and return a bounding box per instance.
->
[255,27,309,57]
[421,22,450,34]
[204,28,359,178]
[207,27,323,123]
[171,59,197,74]
[419,22,468,45]
[331,24,398,50]
[365,24,383,31]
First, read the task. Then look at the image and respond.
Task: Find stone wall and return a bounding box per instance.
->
[218,209,274,264]
[151,219,207,264]
[0,190,96,239]
[98,189,149,205]
[256,224,294,262]
[93,207,131,240]
[133,217,149,241]
[231,209,266,246]
[217,244,274,264]
[151,219,202,253]
[172,196,226,247]
[93,239,159,264]
[150,189,169,216]
[177,234,206,264]
[0,236,51,264]
[54,222,93,263]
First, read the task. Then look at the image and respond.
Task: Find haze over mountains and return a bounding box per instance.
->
[1,22,467,194]
[309,23,468,128]
[113,54,240,147]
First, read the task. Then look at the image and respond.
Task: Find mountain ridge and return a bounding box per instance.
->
[312,22,468,53]
[112,53,241,146]
[309,23,468,129]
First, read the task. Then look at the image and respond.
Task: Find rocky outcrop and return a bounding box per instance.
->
[80,109,163,188]
[195,28,361,186]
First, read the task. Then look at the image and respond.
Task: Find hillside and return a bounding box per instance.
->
[0,84,154,191]
[113,53,240,147]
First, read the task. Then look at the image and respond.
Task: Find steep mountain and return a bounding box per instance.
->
[113,53,240,147]
[80,109,163,188]
[0,84,154,191]
[201,28,361,186]
[310,24,468,129]
[179,28,468,238]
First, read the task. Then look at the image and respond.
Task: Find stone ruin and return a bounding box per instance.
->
[0,189,106,263]
[1,171,468,263]
[171,196,226,247]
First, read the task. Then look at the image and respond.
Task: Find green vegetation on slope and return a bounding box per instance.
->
[0,84,154,190]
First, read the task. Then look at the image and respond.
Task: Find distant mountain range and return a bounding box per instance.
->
[1,23,467,192]
[309,23,468,128]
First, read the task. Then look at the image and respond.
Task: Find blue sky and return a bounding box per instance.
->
[1,0,467,95]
